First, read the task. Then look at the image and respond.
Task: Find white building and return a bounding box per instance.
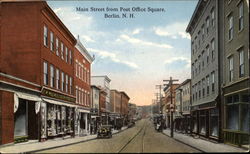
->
[91,76,111,114]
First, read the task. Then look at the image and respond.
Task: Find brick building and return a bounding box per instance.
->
[0,1,78,145]
[120,91,130,125]
[74,37,94,136]
[163,84,179,128]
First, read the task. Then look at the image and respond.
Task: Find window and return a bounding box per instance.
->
[211,72,215,92]
[206,45,210,65]
[78,64,81,79]
[228,15,233,40]
[195,84,198,100]
[61,72,64,91]
[76,87,78,103]
[198,31,201,48]
[202,79,205,97]
[65,47,68,63]
[65,74,68,93]
[229,56,234,82]
[206,75,210,95]
[69,50,72,65]
[56,69,60,89]
[198,81,201,99]
[69,77,72,95]
[44,26,48,47]
[211,39,215,60]
[192,63,194,77]
[75,61,78,77]
[61,42,64,60]
[202,25,205,41]
[206,17,210,34]
[50,32,54,51]
[56,38,59,56]
[202,51,205,69]
[239,49,244,77]
[198,56,201,74]
[211,9,215,27]
[238,1,244,31]
[43,62,48,85]
[85,68,87,82]
[50,65,54,87]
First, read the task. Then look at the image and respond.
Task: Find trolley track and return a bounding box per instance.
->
[117,120,147,153]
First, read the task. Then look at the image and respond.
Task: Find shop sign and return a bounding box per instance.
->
[42,88,75,103]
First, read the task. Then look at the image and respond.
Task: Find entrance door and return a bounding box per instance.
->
[28,102,38,139]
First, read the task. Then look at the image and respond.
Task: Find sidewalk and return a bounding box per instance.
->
[162,129,249,153]
[0,126,128,153]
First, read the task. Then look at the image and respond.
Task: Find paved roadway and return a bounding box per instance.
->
[37,119,201,153]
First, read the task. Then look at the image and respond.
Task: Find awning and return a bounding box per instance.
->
[15,92,42,102]
[42,98,76,108]
[78,108,90,113]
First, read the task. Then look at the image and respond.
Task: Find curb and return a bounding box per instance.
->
[161,131,205,153]
[27,127,129,153]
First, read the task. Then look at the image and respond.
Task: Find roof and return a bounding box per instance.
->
[120,91,130,100]
[91,75,111,82]
[186,0,207,34]
[75,36,94,63]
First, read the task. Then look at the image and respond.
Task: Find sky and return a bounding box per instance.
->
[47,0,198,106]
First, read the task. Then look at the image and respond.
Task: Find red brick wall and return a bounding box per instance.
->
[99,91,106,112]
[0,2,42,85]
[0,90,14,145]
[74,47,91,107]
[41,7,75,96]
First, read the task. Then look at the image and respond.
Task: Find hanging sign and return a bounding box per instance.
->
[35,101,41,114]
[14,93,19,113]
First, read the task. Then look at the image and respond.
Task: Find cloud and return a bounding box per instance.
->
[87,48,139,69]
[120,34,173,49]
[132,28,142,35]
[164,56,191,68]
[153,22,191,40]
[81,35,95,43]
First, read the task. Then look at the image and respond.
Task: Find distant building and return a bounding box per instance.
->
[74,37,94,136]
[128,103,137,121]
[174,79,191,134]
[120,91,130,125]
[91,76,111,115]
[163,84,179,128]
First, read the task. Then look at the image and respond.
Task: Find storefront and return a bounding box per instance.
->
[41,98,75,140]
[223,91,249,147]
[14,92,42,143]
[75,107,90,136]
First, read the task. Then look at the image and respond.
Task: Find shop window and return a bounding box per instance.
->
[14,99,27,137]
[241,104,249,132]
[210,108,218,137]
[199,111,206,135]
[226,104,239,130]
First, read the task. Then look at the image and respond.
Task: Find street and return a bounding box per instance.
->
[37,119,201,153]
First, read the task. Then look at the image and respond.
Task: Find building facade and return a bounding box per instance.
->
[91,76,111,116]
[74,37,94,136]
[175,79,191,134]
[120,92,130,125]
[222,0,249,147]
[186,0,223,141]
[163,84,179,128]
[0,1,77,145]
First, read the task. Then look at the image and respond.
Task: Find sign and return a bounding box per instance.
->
[14,93,19,113]
[41,88,75,103]
[35,101,41,114]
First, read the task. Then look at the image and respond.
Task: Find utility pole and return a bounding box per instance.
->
[155,85,163,114]
[163,77,179,138]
